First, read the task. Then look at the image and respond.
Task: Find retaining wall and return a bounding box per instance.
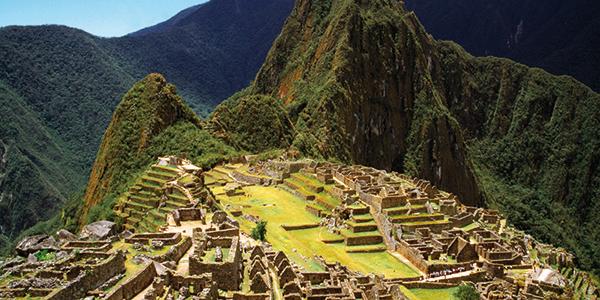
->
[46,252,126,300]
[154,236,192,263]
[104,262,157,300]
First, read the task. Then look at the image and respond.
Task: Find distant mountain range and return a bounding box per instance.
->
[0,0,293,251]
[404,0,600,92]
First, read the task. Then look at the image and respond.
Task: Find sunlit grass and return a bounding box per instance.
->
[216,185,419,278]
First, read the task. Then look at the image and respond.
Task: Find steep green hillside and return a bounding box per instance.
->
[114,0,295,113]
[0,0,293,247]
[211,0,600,274]
[0,25,136,165]
[80,74,237,225]
[0,80,83,250]
[437,46,600,270]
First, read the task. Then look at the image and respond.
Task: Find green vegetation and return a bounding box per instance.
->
[210,0,600,276]
[0,0,293,252]
[0,81,85,253]
[211,94,295,153]
[33,249,56,262]
[251,221,268,241]
[452,284,479,300]
[210,180,419,278]
[408,287,459,300]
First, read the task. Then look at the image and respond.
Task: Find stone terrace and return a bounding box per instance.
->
[0,157,593,300]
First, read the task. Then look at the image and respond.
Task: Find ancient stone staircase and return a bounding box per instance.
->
[114,164,200,232]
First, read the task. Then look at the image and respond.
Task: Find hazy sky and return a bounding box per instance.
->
[0,0,209,37]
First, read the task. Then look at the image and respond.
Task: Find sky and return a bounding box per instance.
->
[0,0,209,37]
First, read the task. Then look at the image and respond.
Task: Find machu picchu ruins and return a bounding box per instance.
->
[1,155,597,299]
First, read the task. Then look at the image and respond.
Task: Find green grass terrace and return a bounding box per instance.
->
[212,184,420,279]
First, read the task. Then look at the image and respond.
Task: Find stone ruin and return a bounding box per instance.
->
[1,157,597,300]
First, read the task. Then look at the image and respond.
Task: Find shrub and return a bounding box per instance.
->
[251,221,268,241]
[34,249,56,261]
[453,284,480,300]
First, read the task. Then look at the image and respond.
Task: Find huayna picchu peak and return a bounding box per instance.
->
[212,0,600,289]
[81,73,237,227]
[1,0,600,299]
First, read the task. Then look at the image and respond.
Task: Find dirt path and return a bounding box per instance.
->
[176,243,194,276]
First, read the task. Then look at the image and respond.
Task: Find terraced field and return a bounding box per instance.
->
[210,179,420,278]
[114,164,197,232]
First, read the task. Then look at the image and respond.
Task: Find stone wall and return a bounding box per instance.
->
[75,251,112,261]
[168,272,215,294]
[305,205,322,217]
[46,252,126,300]
[232,171,272,185]
[177,208,204,221]
[154,236,192,263]
[301,272,331,284]
[232,293,271,300]
[198,224,240,238]
[283,182,315,200]
[125,232,182,245]
[0,288,53,298]
[104,261,157,300]
[400,221,450,234]
[281,224,319,231]
[189,237,242,291]
[345,235,383,246]
[396,240,428,273]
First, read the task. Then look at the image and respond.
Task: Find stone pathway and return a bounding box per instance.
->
[423,269,477,282]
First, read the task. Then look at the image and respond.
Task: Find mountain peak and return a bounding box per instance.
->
[216,0,482,206]
[80,73,200,224]
[211,0,600,275]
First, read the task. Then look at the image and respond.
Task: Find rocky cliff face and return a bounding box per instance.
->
[211,0,600,271]
[213,0,482,205]
[81,74,200,224]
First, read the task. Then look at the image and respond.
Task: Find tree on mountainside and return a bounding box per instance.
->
[251,221,268,241]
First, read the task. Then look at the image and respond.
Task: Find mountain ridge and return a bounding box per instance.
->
[404,0,600,92]
[0,0,293,252]
[210,0,600,273]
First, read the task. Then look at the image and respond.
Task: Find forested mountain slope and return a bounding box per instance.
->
[210,0,600,273]
[0,0,293,251]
